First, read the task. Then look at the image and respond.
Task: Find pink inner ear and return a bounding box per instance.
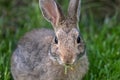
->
[44,2,58,25]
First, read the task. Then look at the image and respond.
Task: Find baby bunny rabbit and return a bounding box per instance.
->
[11,0,89,80]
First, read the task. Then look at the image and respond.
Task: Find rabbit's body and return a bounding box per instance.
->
[11,29,88,80]
[11,0,89,80]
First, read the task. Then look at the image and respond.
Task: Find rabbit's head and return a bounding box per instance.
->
[39,0,85,65]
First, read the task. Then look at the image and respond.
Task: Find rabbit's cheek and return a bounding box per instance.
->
[77,44,85,59]
[79,44,85,53]
[49,44,60,60]
[49,50,59,62]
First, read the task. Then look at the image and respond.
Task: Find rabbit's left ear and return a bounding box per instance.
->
[39,0,64,26]
[68,0,81,22]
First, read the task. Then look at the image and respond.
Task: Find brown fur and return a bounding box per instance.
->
[11,0,89,80]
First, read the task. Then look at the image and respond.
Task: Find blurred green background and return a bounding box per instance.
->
[0,0,120,80]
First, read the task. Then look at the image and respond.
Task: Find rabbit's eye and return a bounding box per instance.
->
[77,36,81,43]
[54,36,58,44]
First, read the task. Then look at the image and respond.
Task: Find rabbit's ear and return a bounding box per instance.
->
[68,0,81,22]
[39,0,64,26]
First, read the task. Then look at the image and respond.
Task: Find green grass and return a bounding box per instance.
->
[0,1,120,80]
[83,24,120,80]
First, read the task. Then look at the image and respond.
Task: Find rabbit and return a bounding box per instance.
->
[11,0,89,80]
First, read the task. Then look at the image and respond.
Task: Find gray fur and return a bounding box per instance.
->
[11,0,89,80]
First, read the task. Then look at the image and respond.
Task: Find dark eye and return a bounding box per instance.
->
[77,36,81,43]
[54,36,58,44]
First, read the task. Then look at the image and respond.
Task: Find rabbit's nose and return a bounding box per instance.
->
[61,55,75,65]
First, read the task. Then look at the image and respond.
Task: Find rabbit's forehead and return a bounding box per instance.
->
[56,28,79,39]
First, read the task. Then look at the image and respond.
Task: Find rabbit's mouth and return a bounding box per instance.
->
[64,64,74,74]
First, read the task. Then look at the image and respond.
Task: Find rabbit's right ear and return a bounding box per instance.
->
[39,0,64,27]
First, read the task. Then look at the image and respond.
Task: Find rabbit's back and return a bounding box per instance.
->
[11,28,55,80]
